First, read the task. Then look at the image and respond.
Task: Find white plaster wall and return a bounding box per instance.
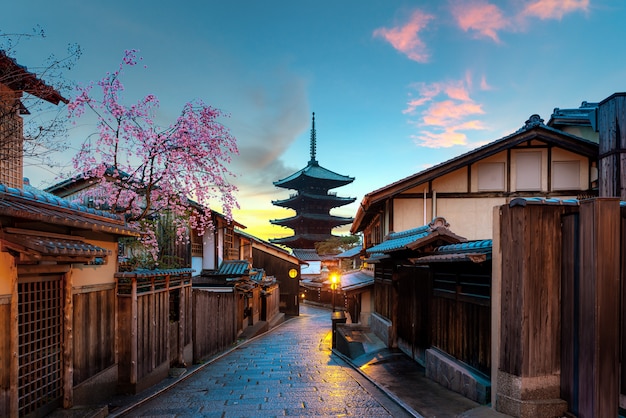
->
[436,197,507,240]
[393,198,427,233]
[203,231,216,270]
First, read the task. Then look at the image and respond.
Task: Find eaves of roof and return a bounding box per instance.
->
[215,260,250,276]
[410,239,492,264]
[0,231,111,263]
[339,270,374,292]
[351,120,599,233]
[271,213,354,226]
[365,217,465,255]
[274,161,354,188]
[291,248,321,261]
[0,184,138,236]
[0,50,67,104]
[335,246,362,259]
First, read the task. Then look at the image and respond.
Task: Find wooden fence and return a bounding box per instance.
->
[72,285,116,386]
[192,288,238,362]
[116,270,193,394]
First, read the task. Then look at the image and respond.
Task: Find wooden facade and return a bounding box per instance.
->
[251,247,300,316]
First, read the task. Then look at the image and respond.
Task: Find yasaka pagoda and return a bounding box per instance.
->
[271,113,355,249]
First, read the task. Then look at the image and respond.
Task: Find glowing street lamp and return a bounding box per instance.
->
[330,273,339,312]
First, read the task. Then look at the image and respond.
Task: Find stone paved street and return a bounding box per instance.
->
[124,305,412,417]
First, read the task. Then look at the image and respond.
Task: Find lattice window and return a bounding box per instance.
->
[18,276,64,417]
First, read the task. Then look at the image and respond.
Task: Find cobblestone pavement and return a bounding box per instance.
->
[123,305,413,417]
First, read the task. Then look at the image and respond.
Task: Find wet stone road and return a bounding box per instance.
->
[126,305,411,417]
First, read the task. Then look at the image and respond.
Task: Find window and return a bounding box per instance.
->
[552,161,580,190]
[477,162,505,191]
[516,152,542,191]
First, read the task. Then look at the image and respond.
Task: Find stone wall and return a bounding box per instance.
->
[425,348,491,404]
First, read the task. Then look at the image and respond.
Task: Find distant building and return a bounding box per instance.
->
[271,113,355,249]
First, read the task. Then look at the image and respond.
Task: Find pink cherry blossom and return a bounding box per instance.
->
[68,50,239,262]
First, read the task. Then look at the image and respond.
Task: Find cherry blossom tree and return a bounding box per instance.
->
[68,49,238,261]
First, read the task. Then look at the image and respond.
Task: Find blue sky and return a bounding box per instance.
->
[3,0,625,241]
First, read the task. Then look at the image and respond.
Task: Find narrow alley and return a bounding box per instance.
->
[118,305,413,417]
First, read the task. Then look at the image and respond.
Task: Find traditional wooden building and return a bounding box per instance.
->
[351,114,599,244]
[271,113,355,249]
[0,184,139,416]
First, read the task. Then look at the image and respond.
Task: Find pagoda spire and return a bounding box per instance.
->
[310,112,317,163]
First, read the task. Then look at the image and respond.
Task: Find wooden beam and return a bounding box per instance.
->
[62,269,74,408]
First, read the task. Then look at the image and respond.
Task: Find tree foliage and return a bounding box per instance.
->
[314,235,360,255]
[68,50,239,260]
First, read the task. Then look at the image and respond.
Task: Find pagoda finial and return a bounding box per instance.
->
[310,112,317,163]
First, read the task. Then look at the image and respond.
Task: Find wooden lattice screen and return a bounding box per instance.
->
[18,275,63,417]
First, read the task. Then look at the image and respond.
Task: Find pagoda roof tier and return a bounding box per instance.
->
[274,160,354,191]
[270,233,340,249]
[271,213,354,229]
[272,192,356,210]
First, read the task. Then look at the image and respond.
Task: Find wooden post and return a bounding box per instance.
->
[496,202,569,417]
[62,269,74,408]
[598,92,626,199]
[491,205,502,406]
[177,282,185,366]
[8,255,18,418]
[577,198,620,417]
[130,277,138,385]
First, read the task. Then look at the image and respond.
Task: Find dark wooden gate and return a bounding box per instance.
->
[396,266,431,362]
[18,274,63,418]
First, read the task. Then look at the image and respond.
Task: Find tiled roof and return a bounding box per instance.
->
[274,161,354,188]
[335,246,362,259]
[215,260,250,277]
[115,268,194,278]
[363,252,389,263]
[1,232,110,258]
[270,233,338,248]
[291,248,321,261]
[366,217,464,254]
[509,197,580,207]
[271,212,354,226]
[0,184,138,236]
[411,240,492,264]
[338,270,374,292]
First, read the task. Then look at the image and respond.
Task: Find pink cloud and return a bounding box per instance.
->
[523,0,589,20]
[403,77,488,148]
[479,75,493,91]
[450,0,510,42]
[422,100,485,126]
[373,10,435,63]
[403,80,475,115]
[412,128,469,148]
